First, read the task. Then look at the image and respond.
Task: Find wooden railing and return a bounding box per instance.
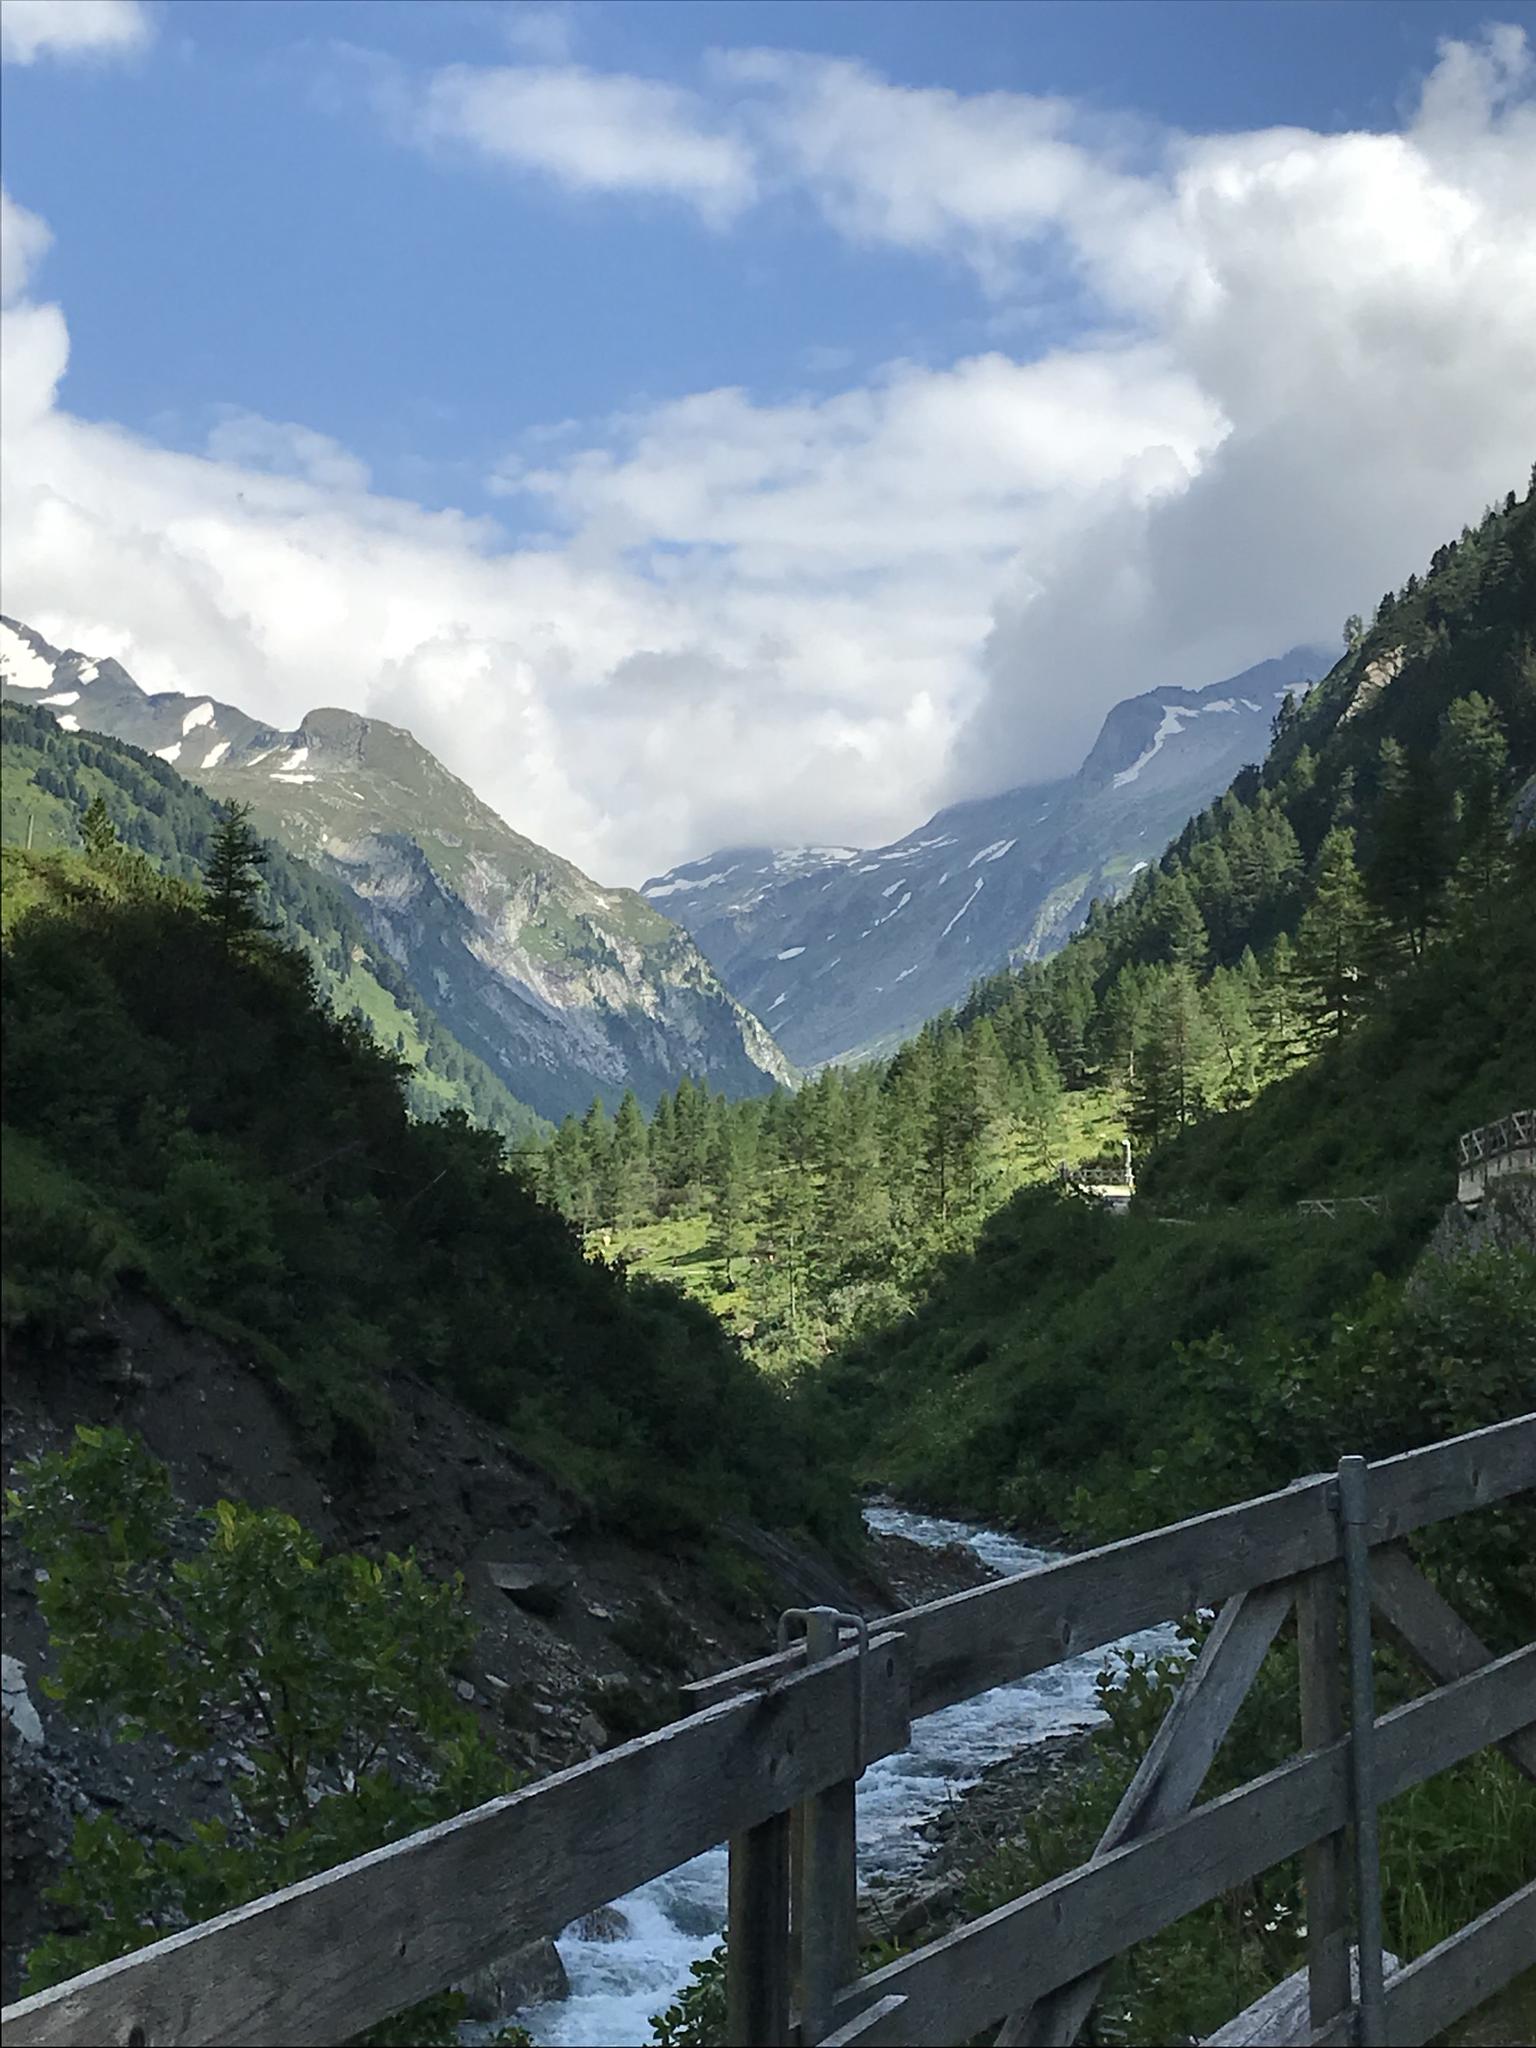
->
[1457,1109,1534,1168]
[2,1415,1532,2048]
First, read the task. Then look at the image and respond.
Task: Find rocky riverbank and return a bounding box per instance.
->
[860,1728,1098,1948]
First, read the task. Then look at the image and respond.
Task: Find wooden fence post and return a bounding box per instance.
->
[1339,1455,1388,2047]
[728,1812,792,2046]
[1297,1562,1352,2036]
[794,1609,861,2047]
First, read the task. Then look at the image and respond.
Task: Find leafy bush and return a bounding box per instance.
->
[6,1427,520,2042]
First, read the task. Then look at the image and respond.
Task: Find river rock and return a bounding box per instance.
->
[1,1656,45,1748]
[667,1895,723,1939]
[483,1561,567,1619]
[457,1935,569,2020]
[572,1904,631,1942]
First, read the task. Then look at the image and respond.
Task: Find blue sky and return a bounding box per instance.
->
[2,0,1534,880]
[6,0,1528,513]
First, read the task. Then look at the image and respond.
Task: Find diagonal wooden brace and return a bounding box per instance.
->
[1370,1545,1536,1785]
[994,1577,1296,2048]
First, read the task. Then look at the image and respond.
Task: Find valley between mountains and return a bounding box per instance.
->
[1,481,1533,2048]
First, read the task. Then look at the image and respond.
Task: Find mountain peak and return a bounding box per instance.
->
[1,619,795,1117]
[644,645,1335,1067]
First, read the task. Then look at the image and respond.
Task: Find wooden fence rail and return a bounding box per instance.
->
[1457,1108,1534,1167]
[3,1414,1532,2048]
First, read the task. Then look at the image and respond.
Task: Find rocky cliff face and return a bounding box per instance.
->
[0,619,794,1121]
[645,648,1334,1068]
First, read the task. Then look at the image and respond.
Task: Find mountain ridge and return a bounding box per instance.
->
[0,618,794,1122]
[644,647,1334,1068]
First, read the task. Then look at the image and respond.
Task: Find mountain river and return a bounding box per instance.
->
[509,1505,1174,2046]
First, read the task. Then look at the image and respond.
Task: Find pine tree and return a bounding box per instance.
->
[1365,738,1447,965]
[202,803,274,949]
[1257,933,1304,1079]
[1017,1028,1066,1176]
[1440,693,1513,910]
[1153,869,1209,973]
[648,1092,680,1209]
[80,794,120,868]
[1129,967,1213,1149]
[603,1089,653,1231]
[706,1116,752,1287]
[1293,827,1373,1044]
[1204,964,1260,1109]
[964,1018,1011,1198]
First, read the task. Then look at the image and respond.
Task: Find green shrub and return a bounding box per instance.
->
[6,1427,521,2042]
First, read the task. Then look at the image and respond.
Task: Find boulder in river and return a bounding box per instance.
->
[572,1904,631,1942]
[457,1935,569,2019]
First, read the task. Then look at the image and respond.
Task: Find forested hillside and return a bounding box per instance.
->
[1,702,546,1141]
[0,818,845,1550]
[818,477,1536,1535]
[531,480,1536,1476]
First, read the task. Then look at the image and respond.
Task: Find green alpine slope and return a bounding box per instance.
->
[1,701,546,1140]
[0,619,795,1124]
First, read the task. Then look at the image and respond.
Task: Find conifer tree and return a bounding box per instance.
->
[202,803,273,949]
[1153,870,1209,973]
[1018,1027,1066,1174]
[604,1089,653,1231]
[706,1117,752,1286]
[1129,967,1213,1148]
[1366,737,1447,964]
[80,794,120,868]
[1440,693,1513,909]
[1257,933,1304,1080]
[1294,827,1373,1044]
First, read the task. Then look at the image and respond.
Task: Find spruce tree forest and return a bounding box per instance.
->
[529,480,1536,1534]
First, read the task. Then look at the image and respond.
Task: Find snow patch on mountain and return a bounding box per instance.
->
[1109,693,1249,789]
[940,877,984,938]
[182,701,215,734]
[0,620,53,690]
[646,868,738,900]
[968,838,1017,867]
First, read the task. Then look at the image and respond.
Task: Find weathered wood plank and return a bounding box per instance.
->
[1296,1566,1352,2036]
[1365,1413,1536,1548]
[728,1813,792,2047]
[1201,1947,1401,2047]
[7,1421,1530,2048]
[1306,1882,1536,2048]
[693,1415,1536,1725]
[997,1579,1295,2048]
[903,1480,1335,1719]
[1382,1879,1536,2047]
[0,1632,912,2048]
[831,1646,1536,2047]
[1372,1544,1536,1784]
[820,1994,910,2046]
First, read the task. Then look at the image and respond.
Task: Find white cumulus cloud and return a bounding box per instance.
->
[0,0,152,65]
[1,29,1533,885]
[396,60,757,225]
[0,184,53,305]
